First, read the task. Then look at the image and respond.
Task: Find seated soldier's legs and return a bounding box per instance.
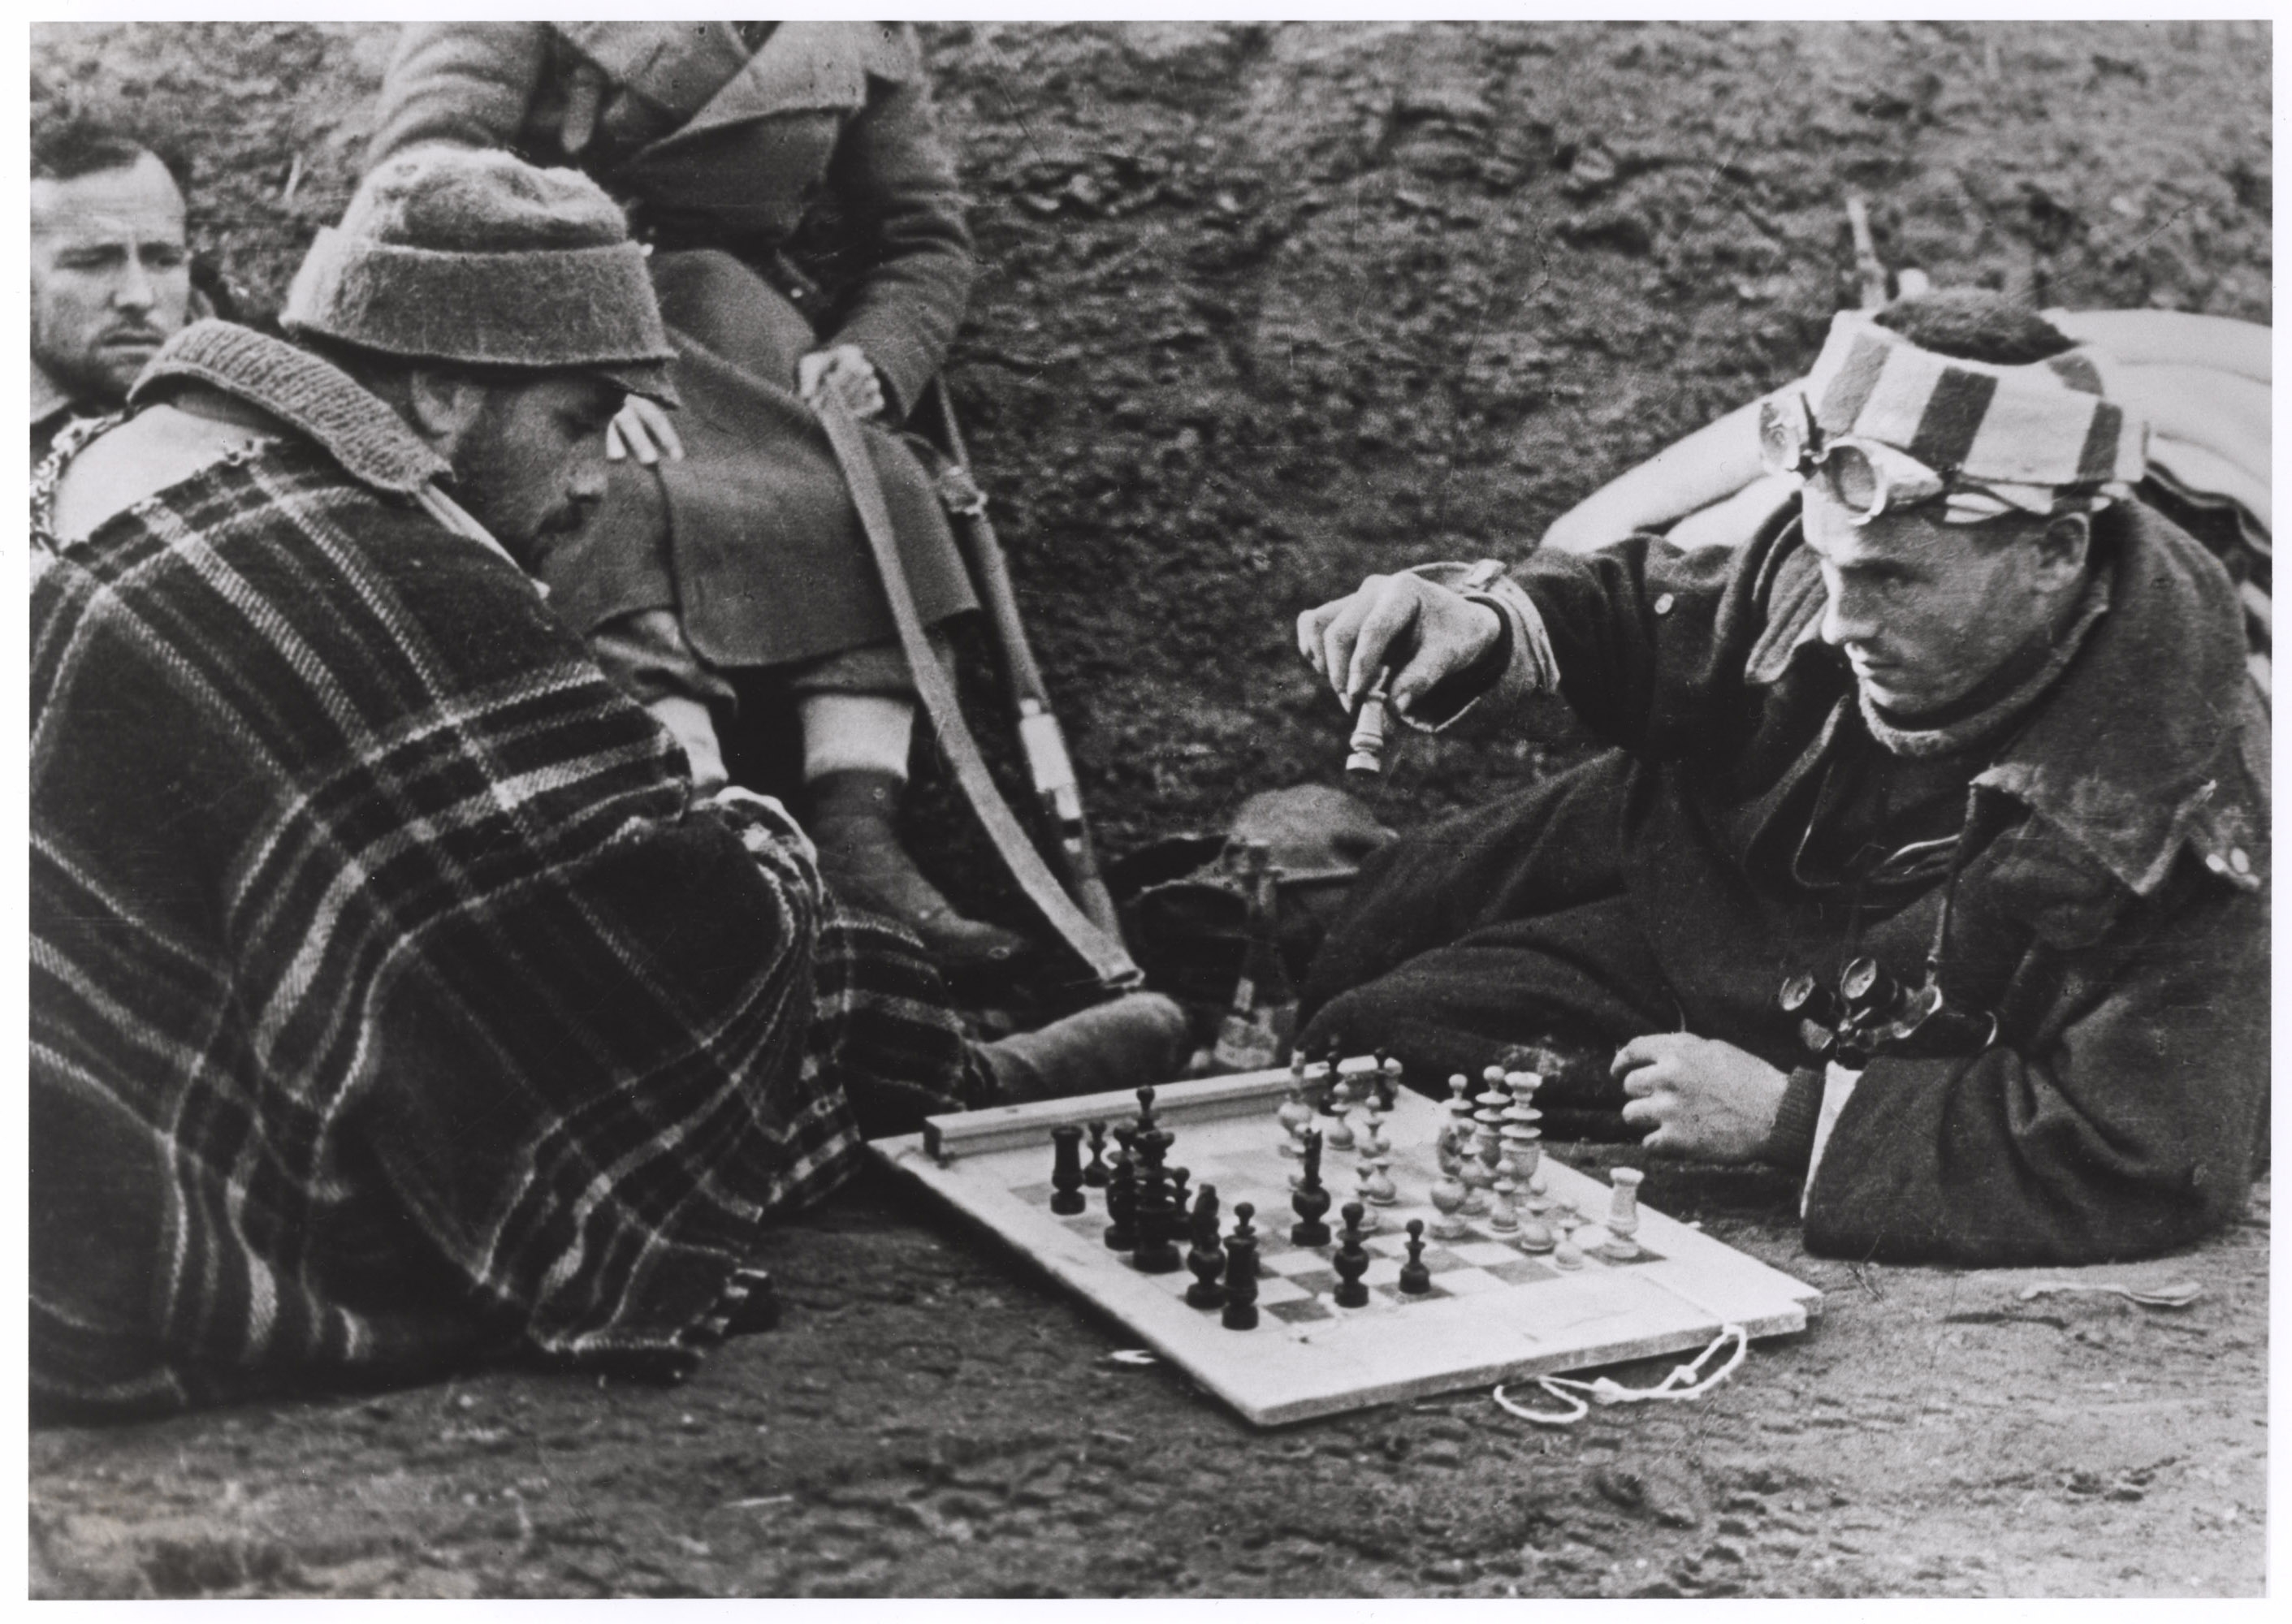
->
[585,603,1031,979]
[1300,751,1679,1133]
[765,636,1033,978]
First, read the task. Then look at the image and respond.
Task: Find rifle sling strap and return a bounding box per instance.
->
[814,392,1143,990]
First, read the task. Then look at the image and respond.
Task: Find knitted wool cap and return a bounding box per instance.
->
[283,146,677,404]
[1791,309,2145,521]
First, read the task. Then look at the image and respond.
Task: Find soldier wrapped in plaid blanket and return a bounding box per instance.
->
[29,340,1015,1414]
[29,147,1131,1419]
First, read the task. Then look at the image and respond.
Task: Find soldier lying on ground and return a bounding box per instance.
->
[29,147,1186,1419]
[1295,291,2267,1268]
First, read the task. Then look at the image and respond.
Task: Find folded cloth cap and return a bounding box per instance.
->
[283,146,677,406]
[1794,309,2147,522]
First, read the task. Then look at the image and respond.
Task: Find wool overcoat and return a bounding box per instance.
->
[367,21,978,668]
[1306,500,2268,1267]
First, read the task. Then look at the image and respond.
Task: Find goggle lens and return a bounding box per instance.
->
[1823,442,1885,516]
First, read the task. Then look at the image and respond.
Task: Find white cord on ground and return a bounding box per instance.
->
[1490,1323,1749,1427]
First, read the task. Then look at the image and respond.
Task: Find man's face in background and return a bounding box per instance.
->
[32,151,192,408]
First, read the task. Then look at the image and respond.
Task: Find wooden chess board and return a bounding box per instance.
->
[868,1063,1822,1427]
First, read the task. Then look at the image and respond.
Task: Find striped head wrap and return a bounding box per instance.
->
[1793,310,2147,523]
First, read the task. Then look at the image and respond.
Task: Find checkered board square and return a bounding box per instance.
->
[871,1065,1821,1427]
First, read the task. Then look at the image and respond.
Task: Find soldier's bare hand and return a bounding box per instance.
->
[1613,1033,1788,1161]
[605,396,685,465]
[1295,572,1502,715]
[798,345,887,420]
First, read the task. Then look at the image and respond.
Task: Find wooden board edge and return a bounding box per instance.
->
[869,1138,1818,1429]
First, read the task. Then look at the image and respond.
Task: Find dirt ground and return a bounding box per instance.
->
[28,1168,2272,1599]
[26,19,2273,1599]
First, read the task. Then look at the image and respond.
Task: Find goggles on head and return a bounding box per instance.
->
[1758,393,1950,523]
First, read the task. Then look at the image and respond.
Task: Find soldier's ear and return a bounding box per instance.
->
[2031,512,2091,589]
[403,369,491,456]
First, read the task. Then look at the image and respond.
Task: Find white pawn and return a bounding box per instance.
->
[1277,1069,1312,1159]
[1428,1168,1470,1241]
[1325,1064,1358,1152]
[1599,1168,1645,1261]
[1364,1153,1399,1207]
[1514,1210,1556,1254]
[1361,1102,1390,1160]
[1457,1121,1495,1216]
[1488,1171,1519,1233]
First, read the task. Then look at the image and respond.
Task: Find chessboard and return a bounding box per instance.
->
[868,1060,1823,1427]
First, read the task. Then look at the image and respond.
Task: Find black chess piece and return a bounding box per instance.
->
[1291,1129,1332,1246]
[1333,1202,1372,1307]
[1398,1218,1433,1295]
[1131,1155,1183,1274]
[1049,1125,1087,1215]
[1183,1183,1226,1309]
[1102,1146,1138,1250]
[1221,1203,1261,1330]
[1372,1051,1399,1112]
[1134,1084,1158,1142]
[1166,1165,1192,1245]
[1082,1120,1109,1188]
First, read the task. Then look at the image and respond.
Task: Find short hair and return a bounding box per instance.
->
[1871,289,2076,368]
[31,102,189,192]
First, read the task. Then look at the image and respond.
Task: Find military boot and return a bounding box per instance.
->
[975,992,1194,1104]
[807,769,1033,978]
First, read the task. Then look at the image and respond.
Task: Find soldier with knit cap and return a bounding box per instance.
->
[30,145,1187,1419]
[365,22,1031,978]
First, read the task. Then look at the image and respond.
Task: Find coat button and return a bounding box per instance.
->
[1654,593,1676,615]
[2229,847,2252,875]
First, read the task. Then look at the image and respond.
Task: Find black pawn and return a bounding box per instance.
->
[1082,1121,1109,1187]
[1291,1129,1332,1247]
[1049,1125,1087,1215]
[1166,1166,1192,1243]
[1134,1084,1159,1142]
[1183,1184,1226,1310]
[1398,1218,1433,1296]
[1221,1204,1261,1330]
[1372,1050,1399,1112]
[1103,1147,1138,1250]
[1333,1203,1371,1308]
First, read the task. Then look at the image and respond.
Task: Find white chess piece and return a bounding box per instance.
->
[1598,1167,1644,1260]
[1438,1073,1473,1175]
[1428,1168,1470,1241]
[1488,1170,1520,1233]
[1324,1065,1357,1152]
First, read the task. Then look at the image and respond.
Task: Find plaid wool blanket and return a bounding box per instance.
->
[32,352,987,1417]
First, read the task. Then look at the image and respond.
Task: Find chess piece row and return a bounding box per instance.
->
[1050,1086,1215,1276]
[1183,1195,1438,1329]
[1276,1048,1404,1215]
